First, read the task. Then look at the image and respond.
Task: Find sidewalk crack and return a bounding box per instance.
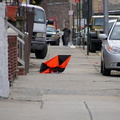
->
[84,101,93,120]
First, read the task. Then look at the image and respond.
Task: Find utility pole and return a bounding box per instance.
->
[75,0,81,46]
[87,0,90,55]
[76,2,79,45]
[103,0,108,35]
[78,1,81,46]
[69,0,73,46]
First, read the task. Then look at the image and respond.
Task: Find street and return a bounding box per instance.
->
[0,0,120,120]
[0,45,120,120]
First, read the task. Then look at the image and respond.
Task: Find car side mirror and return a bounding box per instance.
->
[98,34,107,40]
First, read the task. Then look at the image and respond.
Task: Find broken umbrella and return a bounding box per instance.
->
[40,55,71,73]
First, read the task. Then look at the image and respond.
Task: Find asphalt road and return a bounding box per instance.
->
[0,45,120,120]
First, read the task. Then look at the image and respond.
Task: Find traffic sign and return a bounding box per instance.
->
[69,10,73,15]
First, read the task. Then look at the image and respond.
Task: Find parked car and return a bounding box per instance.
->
[89,15,120,53]
[98,19,120,76]
[21,4,48,59]
[108,19,117,32]
[46,25,60,45]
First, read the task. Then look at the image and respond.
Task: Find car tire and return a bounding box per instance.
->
[50,42,56,46]
[102,61,111,76]
[100,59,103,73]
[35,43,48,59]
[55,39,59,46]
[89,43,96,53]
[50,39,59,46]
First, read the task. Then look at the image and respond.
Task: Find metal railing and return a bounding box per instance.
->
[7,21,29,75]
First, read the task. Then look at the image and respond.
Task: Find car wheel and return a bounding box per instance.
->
[55,39,59,46]
[35,43,48,59]
[102,61,111,76]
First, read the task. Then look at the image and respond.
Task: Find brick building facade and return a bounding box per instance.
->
[93,0,120,13]
[108,0,120,11]
[41,0,120,30]
[41,0,76,30]
[93,0,103,13]
[7,29,18,86]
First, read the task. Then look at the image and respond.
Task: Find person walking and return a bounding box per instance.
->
[62,25,71,46]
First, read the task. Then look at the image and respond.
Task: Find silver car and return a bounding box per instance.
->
[46,25,60,45]
[99,19,120,76]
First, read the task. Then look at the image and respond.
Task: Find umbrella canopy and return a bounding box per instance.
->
[40,55,71,73]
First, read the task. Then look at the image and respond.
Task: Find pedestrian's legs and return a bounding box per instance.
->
[64,36,68,46]
[62,35,65,45]
[66,37,68,46]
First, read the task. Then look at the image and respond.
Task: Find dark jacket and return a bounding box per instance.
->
[62,28,71,36]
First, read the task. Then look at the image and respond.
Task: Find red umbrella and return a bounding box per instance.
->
[40,55,71,73]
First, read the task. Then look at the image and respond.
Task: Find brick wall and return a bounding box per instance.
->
[8,29,18,86]
[41,1,76,30]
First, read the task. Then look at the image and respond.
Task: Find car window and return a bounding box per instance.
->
[34,8,45,23]
[47,27,56,32]
[94,18,104,26]
[109,22,114,30]
[110,24,120,40]
[108,22,115,33]
[20,6,45,23]
[94,17,119,26]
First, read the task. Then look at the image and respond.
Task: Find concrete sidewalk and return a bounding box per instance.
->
[0,95,120,120]
[0,46,120,120]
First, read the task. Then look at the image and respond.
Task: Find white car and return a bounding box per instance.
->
[99,19,120,76]
[108,19,117,32]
